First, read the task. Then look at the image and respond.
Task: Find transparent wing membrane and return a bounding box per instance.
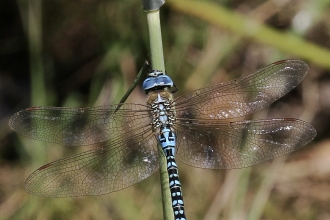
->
[9,104,151,146]
[175,60,308,120]
[24,128,159,197]
[11,104,159,197]
[175,118,316,169]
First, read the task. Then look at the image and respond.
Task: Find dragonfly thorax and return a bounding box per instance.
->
[147,92,175,129]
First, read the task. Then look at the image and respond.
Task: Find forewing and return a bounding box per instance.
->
[24,128,159,197]
[9,104,151,146]
[175,118,316,169]
[175,60,308,120]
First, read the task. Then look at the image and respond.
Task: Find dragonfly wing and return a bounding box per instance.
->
[175,118,316,169]
[24,128,159,197]
[174,60,308,120]
[9,104,151,146]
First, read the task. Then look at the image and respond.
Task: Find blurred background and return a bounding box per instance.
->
[1,0,330,219]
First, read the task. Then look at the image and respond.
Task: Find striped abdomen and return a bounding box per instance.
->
[159,126,186,220]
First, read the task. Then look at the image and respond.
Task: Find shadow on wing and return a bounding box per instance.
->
[24,127,159,197]
[9,104,151,146]
[174,60,308,120]
[175,118,316,169]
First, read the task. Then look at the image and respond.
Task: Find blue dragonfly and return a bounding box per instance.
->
[9,60,316,220]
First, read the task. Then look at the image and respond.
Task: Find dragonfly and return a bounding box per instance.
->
[9,59,316,220]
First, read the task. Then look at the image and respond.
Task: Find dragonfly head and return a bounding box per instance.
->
[143,70,174,94]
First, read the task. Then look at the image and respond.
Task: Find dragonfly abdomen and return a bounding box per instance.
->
[159,127,186,220]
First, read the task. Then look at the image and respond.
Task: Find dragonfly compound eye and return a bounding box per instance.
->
[143,71,174,93]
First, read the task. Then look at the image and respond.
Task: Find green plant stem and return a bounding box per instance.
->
[114,61,150,112]
[147,10,165,72]
[27,0,46,106]
[158,155,173,220]
[146,9,173,220]
[18,0,48,165]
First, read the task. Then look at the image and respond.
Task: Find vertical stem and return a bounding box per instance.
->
[147,10,165,72]
[27,0,46,106]
[16,0,48,165]
[146,9,173,220]
[159,154,173,220]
